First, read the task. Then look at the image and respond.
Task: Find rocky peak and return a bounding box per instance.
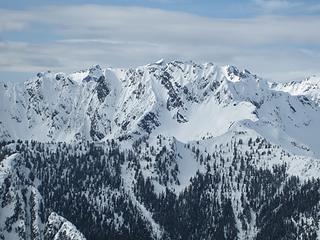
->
[83,64,104,82]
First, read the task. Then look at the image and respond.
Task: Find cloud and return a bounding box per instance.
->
[0,9,34,32]
[0,4,320,82]
[252,0,320,14]
[2,5,320,45]
[253,0,300,11]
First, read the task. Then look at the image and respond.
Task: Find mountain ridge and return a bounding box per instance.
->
[1,60,320,240]
[1,60,319,157]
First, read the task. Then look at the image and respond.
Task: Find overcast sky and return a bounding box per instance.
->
[0,0,320,82]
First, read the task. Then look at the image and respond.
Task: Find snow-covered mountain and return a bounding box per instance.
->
[272,75,320,104]
[1,60,320,240]
[1,60,319,157]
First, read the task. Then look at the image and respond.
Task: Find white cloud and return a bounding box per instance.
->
[0,9,34,32]
[0,5,319,82]
[252,0,320,14]
[253,0,300,11]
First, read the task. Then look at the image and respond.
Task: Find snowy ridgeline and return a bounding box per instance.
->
[0,60,320,158]
[1,60,320,239]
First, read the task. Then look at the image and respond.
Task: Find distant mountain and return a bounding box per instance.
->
[1,61,320,240]
[273,75,320,105]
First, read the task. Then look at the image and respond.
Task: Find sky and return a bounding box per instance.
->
[0,0,320,82]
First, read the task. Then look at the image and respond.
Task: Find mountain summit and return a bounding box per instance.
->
[1,61,320,157]
[1,60,320,240]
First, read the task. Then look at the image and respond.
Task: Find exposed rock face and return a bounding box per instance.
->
[1,60,320,240]
[1,61,320,159]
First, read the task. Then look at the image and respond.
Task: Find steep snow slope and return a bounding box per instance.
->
[44,212,86,240]
[273,75,320,105]
[2,60,320,240]
[133,123,320,195]
[1,61,320,160]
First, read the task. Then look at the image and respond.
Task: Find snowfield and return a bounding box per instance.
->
[1,60,320,240]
